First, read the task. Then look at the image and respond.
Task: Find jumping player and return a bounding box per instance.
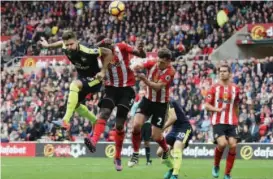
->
[84,37,146,171]
[39,31,112,131]
[157,98,192,179]
[204,64,240,179]
[127,48,175,168]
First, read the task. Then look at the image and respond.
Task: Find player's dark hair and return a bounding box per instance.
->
[218,64,231,73]
[96,35,112,49]
[97,35,106,43]
[158,48,172,61]
[62,30,77,41]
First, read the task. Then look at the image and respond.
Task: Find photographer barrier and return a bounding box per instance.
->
[1,142,272,160]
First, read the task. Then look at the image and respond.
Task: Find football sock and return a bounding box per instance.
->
[132,131,141,153]
[115,130,125,159]
[172,148,182,175]
[156,137,168,152]
[225,147,236,175]
[145,147,151,162]
[214,146,224,167]
[75,104,96,125]
[91,119,106,144]
[63,83,79,123]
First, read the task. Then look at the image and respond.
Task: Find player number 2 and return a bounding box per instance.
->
[157,117,162,126]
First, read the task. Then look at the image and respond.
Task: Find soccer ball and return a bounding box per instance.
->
[109,1,125,17]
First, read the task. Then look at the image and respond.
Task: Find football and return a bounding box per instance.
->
[109,1,125,17]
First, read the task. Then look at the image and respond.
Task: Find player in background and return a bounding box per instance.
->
[204,64,240,179]
[39,31,112,133]
[128,48,175,168]
[84,36,146,171]
[157,98,192,179]
[130,82,152,165]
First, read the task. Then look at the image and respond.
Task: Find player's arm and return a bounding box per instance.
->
[100,47,112,71]
[234,86,241,116]
[204,103,223,113]
[139,76,167,92]
[95,38,113,47]
[39,37,63,48]
[132,59,156,71]
[96,47,113,80]
[137,69,174,92]
[204,87,224,112]
[163,107,177,131]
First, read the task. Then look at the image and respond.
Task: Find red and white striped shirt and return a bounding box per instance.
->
[205,83,240,125]
[143,60,175,103]
[105,43,136,87]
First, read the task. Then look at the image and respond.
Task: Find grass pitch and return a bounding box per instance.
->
[1,157,273,179]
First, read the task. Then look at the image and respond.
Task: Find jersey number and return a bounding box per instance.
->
[177,132,185,139]
[157,117,163,126]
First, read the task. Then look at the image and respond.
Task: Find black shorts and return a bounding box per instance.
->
[213,124,240,143]
[136,97,168,129]
[78,77,102,102]
[165,124,192,149]
[141,123,152,142]
[98,86,135,110]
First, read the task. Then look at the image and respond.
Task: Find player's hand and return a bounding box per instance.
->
[136,73,146,81]
[39,37,49,48]
[103,38,113,45]
[132,64,143,71]
[96,71,105,81]
[217,107,226,112]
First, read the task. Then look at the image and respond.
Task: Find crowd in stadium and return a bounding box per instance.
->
[1,1,273,143]
[1,1,273,58]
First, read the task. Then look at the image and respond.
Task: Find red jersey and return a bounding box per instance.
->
[143,60,175,103]
[205,83,240,125]
[105,43,136,87]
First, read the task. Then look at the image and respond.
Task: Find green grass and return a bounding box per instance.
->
[1,158,273,179]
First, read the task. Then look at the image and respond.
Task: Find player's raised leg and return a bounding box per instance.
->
[75,104,96,125]
[52,80,82,129]
[84,107,112,152]
[128,113,145,167]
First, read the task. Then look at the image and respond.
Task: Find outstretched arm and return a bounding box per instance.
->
[39,37,63,48]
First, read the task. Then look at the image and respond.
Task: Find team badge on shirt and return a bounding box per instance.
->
[165,75,171,81]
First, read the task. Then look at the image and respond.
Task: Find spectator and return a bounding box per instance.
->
[239,124,253,143]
